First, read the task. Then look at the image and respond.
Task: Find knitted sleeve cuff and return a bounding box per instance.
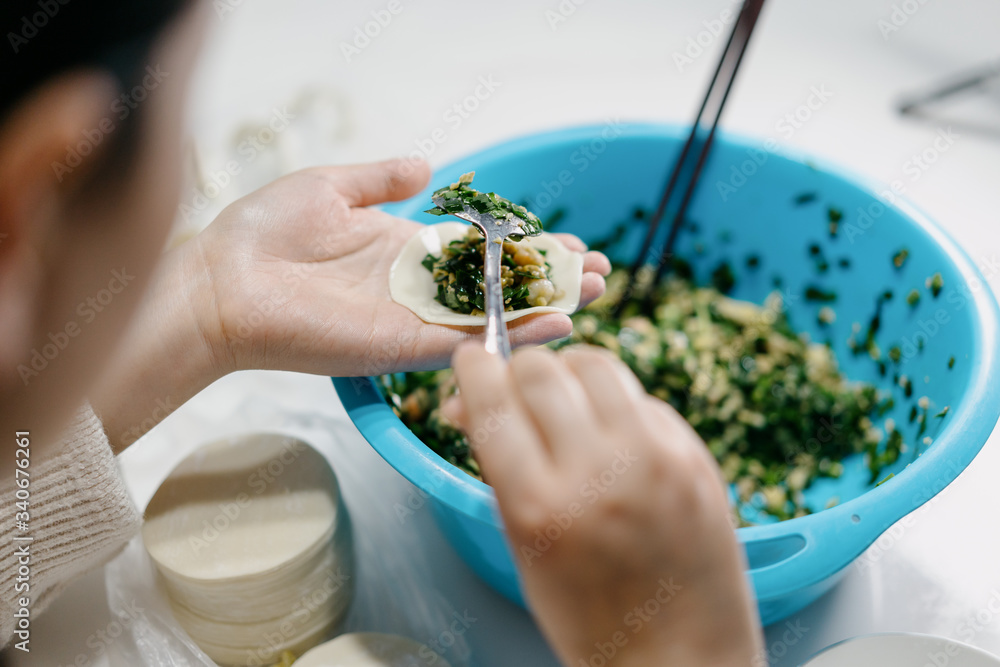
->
[1,403,141,647]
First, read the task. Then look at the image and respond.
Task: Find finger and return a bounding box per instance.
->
[578,272,606,309]
[633,397,734,523]
[642,396,723,474]
[551,235,610,276]
[457,313,573,353]
[551,233,587,252]
[440,395,466,427]
[561,346,646,428]
[508,313,572,346]
[383,310,579,374]
[509,347,600,459]
[361,310,573,375]
[644,396,698,442]
[451,342,552,485]
[329,158,431,208]
[582,251,612,277]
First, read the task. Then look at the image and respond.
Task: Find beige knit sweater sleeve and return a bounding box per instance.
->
[0,404,142,648]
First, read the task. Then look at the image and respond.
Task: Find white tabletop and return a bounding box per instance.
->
[8,1,1000,665]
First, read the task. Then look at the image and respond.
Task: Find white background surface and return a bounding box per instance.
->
[7,0,1000,665]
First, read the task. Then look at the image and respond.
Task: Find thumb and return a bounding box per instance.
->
[331,157,431,208]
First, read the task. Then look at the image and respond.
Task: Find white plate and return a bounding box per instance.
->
[294,632,450,667]
[803,633,1000,667]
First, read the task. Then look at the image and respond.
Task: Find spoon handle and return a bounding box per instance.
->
[482,235,512,360]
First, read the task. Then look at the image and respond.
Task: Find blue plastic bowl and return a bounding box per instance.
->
[333,124,1000,625]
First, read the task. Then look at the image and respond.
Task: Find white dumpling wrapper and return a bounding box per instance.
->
[142,433,343,582]
[294,632,451,667]
[390,221,583,326]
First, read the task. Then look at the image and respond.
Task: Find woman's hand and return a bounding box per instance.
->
[93,159,610,450]
[193,159,609,377]
[446,344,763,667]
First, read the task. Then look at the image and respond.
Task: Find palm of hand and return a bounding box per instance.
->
[195,164,608,378]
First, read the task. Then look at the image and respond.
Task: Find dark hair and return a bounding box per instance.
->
[1,0,191,175]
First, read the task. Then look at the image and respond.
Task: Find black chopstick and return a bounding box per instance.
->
[619,0,766,314]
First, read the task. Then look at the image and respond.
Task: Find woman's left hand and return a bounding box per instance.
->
[93,158,610,449]
[193,158,609,377]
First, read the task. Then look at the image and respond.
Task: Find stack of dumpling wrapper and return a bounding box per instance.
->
[142,433,354,666]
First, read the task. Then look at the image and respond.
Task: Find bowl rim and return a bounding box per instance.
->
[333,122,1000,593]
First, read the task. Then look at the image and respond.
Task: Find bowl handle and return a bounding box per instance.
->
[745,512,891,599]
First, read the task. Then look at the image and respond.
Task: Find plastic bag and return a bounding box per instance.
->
[105,391,472,667]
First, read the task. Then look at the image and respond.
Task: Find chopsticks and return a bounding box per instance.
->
[619,0,766,314]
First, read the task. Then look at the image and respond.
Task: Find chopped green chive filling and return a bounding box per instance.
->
[423,228,560,315]
[926,272,944,297]
[892,248,909,269]
[827,207,843,237]
[425,171,543,239]
[423,175,554,314]
[805,286,837,302]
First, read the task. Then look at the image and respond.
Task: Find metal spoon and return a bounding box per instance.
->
[432,195,527,360]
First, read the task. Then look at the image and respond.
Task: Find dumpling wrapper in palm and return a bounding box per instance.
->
[390,222,583,326]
